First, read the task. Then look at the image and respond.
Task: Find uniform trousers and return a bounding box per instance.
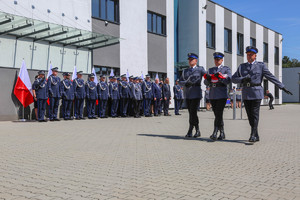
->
[154,99,161,115]
[186,98,200,126]
[74,98,84,118]
[133,99,142,117]
[63,99,73,119]
[244,100,262,129]
[210,98,227,128]
[174,99,180,114]
[163,99,170,115]
[269,98,274,109]
[49,97,60,119]
[37,99,47,121]
[98,100,108,117]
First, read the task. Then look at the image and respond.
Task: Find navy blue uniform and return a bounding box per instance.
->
[162,83,171,116]
[109,82,120,117]
[73,78,86,119]
[142,80,153,116]
[33,78,48,121]
[119,81,131,117]
[152,83,162,116]
[173,85,183,115]
[85,81,98,118]
[60,79,74,119]
[47,75,61,120]
[97,81,109,118]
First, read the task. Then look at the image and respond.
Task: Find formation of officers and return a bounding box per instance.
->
[32,69,184,122]
[180,46,292,143]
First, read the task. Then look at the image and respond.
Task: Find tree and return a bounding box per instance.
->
[282,56,300,68]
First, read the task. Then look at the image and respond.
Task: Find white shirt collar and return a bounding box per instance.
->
[190,65,197,69]
[216,64,223,69]
[248,60,256,65]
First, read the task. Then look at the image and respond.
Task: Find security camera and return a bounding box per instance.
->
[105,21,108,26]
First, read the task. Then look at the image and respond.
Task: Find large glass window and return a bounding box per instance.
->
[147,11,166,36]
[250,37,256,47]
[224,28,232,53]
[264,43,268,62]
[206,22,215,48]
[275,47,279,65]
[92,0,119,23]
[237,33,244,55]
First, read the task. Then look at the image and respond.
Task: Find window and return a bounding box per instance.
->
[206,22,215,48]
[264,43,268,62]
[94,66,120,77]
[250,38,256,47]
[147,11,166,36]
[224,28,232,53]
[237,33,244,55]
[92,0,119,23]
[275,47,279,65]
[275,86,279,99]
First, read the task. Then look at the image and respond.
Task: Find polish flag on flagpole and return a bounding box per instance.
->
[92,67,99,105]
[110,68,114,77]
[126,69,130,82]
[13,60,34,108]
[46,62,53,79]
[72,66,77,81]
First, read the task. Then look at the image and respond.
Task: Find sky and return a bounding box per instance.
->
[212,0,300,60]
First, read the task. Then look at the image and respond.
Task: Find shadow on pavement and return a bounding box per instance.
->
[138,134,249,144]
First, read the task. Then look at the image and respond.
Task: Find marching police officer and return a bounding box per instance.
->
[74,71,86,120]
[47,67,61,121]
[173,79,182,115]
[60,72,74,120]
[179,53,206,137]
[33,70,48,122]
[131,77,143,118]
[142,74,153,117]
[109,76,120,118]
[204,52,232,140]
[152,78,162,116]
[97,75,109,118]
[86,73,98,119]
[162,78,171,116]
[232,46,293,142]
[119,74,131,117]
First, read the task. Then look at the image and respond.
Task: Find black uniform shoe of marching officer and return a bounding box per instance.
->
[217,126,225,140]
[194,125,201,138]
[80,117,86,120]
[185,125,193,137]
[255,130,260,142]
[249,128,258,142]
[210,127,219,140]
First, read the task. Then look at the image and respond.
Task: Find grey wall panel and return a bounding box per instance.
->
[282,68,300,102]
[224,9,232,29]
[237,55,244,67]
[92,18,120,68]
[147,0,166,15]
[263,27,268,43]
[148,33,167,73]
[206,48,215,68]
[224,52,232,69]
[237,15,244,33]
[206,0,215,23]
[250,21,256,38]
[275,33,279,46]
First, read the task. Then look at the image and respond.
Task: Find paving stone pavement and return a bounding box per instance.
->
[0,104,299,200]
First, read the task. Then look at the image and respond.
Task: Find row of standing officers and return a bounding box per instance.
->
[32,69,184,122]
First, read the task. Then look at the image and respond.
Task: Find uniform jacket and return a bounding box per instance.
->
[109,82,120,100]
[73,78,86,99]
[33,78,48,100]
[60,79,74,100]
[179,66,206,99]
[152,83,162,99]
[204,65,232,99]
[128,81,134,99]
[162,83,171,99]
[85,81,98,100]
[232,61,284,100]
[142,80,153,99]
[119,81,131,99]
[173,85,183,100]
[47,75,61,98]
[97,81,109,100]
[131,82,143,100]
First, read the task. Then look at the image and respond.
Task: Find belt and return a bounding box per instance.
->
[243,83,261,87]
[210,83,226,88]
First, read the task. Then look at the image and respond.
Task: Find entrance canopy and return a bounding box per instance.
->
[0,11,120,50]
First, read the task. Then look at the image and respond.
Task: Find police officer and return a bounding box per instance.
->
[33,70,48,122]
[60,72,74,120]
[179,53,206,137]
[139,77,145,116]
[265,90,274,110]
[97,75,109,118]
[128,75,134,116]
[162,78,171,116]
[173,79,182,115]
[152,78,162,116]
[47,67,61,121]
[204,52,232,140]
[74,71,86,120]
[109,76,120,118]
[119,74,131,117]
[86,73,98,119]
[131,77,143,118]
[142,74,153,117]
[232,46,293,142]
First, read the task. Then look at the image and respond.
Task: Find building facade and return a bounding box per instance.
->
[282,67,300,103]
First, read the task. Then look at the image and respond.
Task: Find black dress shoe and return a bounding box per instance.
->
[54,119,60,121]
[185,125,193,137]
[255,130,260,142]
[217,126,225,140]
[194,125,201,138]
[249,128,258,142]
[93,117,98,119]
[210,127,218,140]
[75,118,80,120]
[50,119,54,121]
[88,117,93,119]
[80,117,85,120]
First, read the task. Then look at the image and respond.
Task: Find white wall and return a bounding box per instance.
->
[198,0,206,67]
[243,18,250,63]
[279,34,283,104]
[231,13,237,86]
[215,5,224,54]
[268,30,275,96]
[0,0,92,31]
[255,24,264,62]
